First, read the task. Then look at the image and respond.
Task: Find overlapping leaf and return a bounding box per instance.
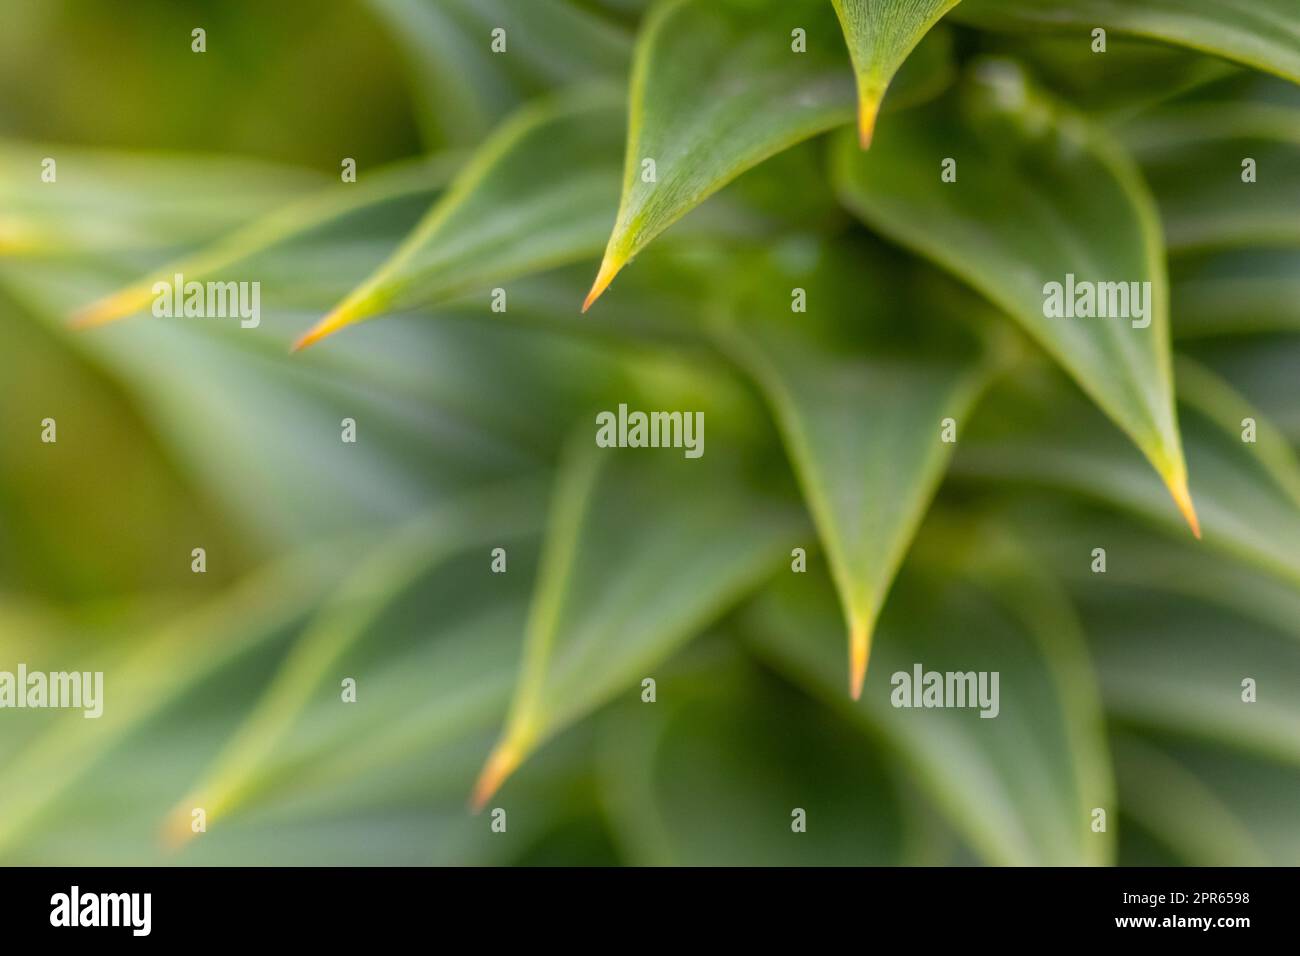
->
[954,359,1300,585]
[158,483,546,841]
[298,91,626,349]
[71,154,459,328]
[582,0,859,310]
[366,0,631,145]
[834,61,1199,534]
[712,240,1007,696]
[472,438,804,808]
[830,0,963,147]
[746,536,1114,866]
[1121,101,1300,252]
[0,142,322,259]
[1114,732,1298,865]
[598,644,911,865]
[956,0,1300,83]
[1172,250,1300,339]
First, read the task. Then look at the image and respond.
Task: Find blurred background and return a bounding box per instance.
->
[0,0,1296,865]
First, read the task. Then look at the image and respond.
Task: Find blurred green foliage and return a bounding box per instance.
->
[0,0,1297,866]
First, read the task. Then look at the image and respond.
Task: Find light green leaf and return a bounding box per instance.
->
[1087,593,1300,767]
[1121,101,1300,252]
[830,0,963,147]
[834,61,1200,535]
[366,0,631,146]
[0,545,352,857]
[712,240,1006,696]
[598,643,911,865]
[472,439,803,807]
[71,154,459,328]
[1114,733,1295,866]
[955,0,1300,84]
[299,90,625,349]
[582,0,858,310]
[746,533,1115,866]
[955,358,1300,586]
[0,142,322,260]
[1000,498,1300,644]
[986,35,1240,119]
[1172,250,1300,339]
[1183,332,1300,442]
[1008,503,1300,768]
[159,482,546,841]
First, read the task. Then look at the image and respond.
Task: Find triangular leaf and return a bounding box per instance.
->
[583,0,858,310]
[712,241,1006,696]
[472,439,803,807]
[830,0,963,147]
[71,155,458,328]
[746,535,1115,866]
[298,91,625,349]
[834,61,1199,534]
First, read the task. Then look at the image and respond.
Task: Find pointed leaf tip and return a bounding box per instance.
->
[70,287,153,330]
[857,96,880,150]
[470,743,521,812]
[159,802,199,851]
[582,250,623,313]
[849,620,871,700]
[292,301,362,352]
[1168,474,1202,539]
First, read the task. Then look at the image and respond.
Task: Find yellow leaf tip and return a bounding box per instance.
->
[470,743,521,813]
[857,97,881,150]
[582,250,624,313]
[1169,474,1202,540]
[159,802,199,851]
[848,620,872,700]
[292,306,351,352]
[70,288,150,330]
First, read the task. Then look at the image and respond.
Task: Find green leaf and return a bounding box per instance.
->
[598,643,912,865]
[746,533,1115,866]
[472,438,803,807]
[985,35,1240,119]
[1114,733,1295,866]
[0,546,350,856]
[1005,502,1300,768]
[71,154,459,328]
[834,61,1200,535]
[712,240,1006,696]
[955,0,1300,84]
[1183,332,1300,442]
[366,0,631,146]
[955,359,1300,586]
[1087,593,1300,767]
[298,90,625,349]
[159,482,546,841]
[1121,101,1300,253]
[1172,250,1300,339]
[999,498,1300,644]
[582,0,858,310]
[0,141,322,259]
[830,0,963,148]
